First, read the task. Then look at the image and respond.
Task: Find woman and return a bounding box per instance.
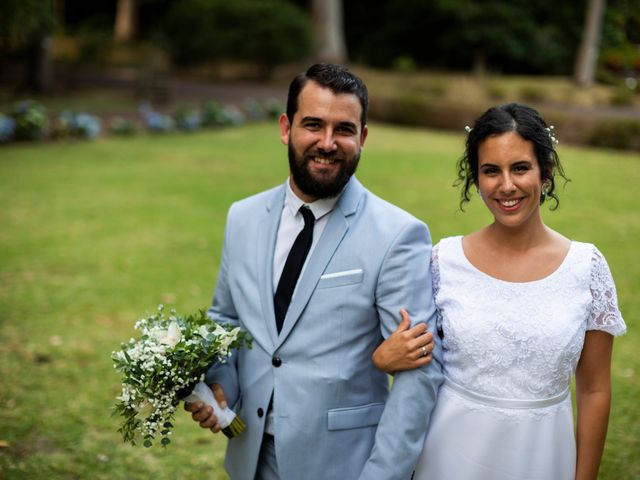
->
[373,103,626,479]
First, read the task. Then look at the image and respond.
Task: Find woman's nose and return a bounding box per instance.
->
[499,173,516,193]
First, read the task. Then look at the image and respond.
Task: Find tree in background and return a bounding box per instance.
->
[310,0,347,64]
[0,0,58,92]
[114,0,138,43]
[599,0,640,80]
[575,0,607,87]
[160,0,311,78]
[343,0,583,76]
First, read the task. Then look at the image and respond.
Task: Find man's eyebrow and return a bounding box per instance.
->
[337,121,358,130]
[300,116,323,124]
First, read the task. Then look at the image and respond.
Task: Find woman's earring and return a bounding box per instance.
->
[540,182,550,204]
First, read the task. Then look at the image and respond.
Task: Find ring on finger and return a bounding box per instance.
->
[421,346,428,357]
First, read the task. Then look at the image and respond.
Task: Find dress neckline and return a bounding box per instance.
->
[454,235,575,285]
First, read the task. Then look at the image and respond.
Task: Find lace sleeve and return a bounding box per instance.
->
[431,243,443,335]
[588,247,626,336]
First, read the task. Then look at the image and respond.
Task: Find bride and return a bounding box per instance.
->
[374,103,626,480]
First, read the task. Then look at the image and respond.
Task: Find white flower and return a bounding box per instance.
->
[135,399,155,419]
[198,325,209,338]
[155,321,182,348]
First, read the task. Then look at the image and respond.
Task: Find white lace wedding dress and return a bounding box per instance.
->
[413,236,626,480]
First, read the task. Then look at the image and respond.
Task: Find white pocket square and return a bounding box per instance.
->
[320,269,363,280]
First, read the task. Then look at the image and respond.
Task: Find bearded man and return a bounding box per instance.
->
[186,63,443,480]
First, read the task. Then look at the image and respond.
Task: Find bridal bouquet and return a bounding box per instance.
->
[112,305,250,447]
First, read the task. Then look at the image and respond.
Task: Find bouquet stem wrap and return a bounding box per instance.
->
[184,381,245,439]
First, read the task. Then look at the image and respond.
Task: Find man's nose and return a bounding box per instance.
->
[316,129,337,152]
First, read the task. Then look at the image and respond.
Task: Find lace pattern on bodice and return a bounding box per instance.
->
[432,236,625,415]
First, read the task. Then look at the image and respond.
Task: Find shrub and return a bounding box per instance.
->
[160,0,311,75]
[74,113,102,139]
[11,100,47,141]
[139,104,175,133]
[51,111,75,139]
[392,55,417,73]
[609,87,635,106]
[51,111,102,140]
[588,119,640,151]
[242,98,266,121]
[219,105,246,126]
[109,117,137,136]
[0,114,16,143]
[261,97,284,119]
[174,106,202,132]
[519,86,546,103]
[486,84,507,101]
[200,100,226,127]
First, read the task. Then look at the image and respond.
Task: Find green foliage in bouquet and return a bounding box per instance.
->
[112,305,251,447]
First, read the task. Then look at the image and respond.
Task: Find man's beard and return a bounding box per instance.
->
[288,144,360,199]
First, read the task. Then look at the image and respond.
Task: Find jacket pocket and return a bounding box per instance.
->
[317,269,363,289]
[327,402,385,430]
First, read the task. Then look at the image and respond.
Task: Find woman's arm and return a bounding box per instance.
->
[575,330,614,480]
[372,309,434,373]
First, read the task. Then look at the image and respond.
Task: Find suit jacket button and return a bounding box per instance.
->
[257,408,264,418]
[272,356,282,367]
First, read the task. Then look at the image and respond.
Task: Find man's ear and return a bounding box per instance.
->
[360,124,369,147]
[279,113,290,145]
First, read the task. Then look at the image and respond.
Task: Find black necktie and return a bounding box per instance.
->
[274,206,315,333]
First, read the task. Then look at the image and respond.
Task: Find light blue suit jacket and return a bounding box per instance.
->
[206,176,443,479]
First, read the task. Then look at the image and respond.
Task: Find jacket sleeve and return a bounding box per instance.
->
[359,220,444,480]
[204,203,241,408]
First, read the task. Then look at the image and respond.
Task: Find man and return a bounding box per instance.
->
[186,63,443,479]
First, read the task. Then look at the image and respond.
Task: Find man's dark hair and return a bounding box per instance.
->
[286,63,368,128]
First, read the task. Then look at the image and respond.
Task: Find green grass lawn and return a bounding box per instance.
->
[0,123,638,479]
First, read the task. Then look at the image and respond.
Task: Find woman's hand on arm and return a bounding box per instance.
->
[575,330,614,480]
[372,308,434,374]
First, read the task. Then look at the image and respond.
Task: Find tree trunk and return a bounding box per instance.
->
[25,31,53,93]
[574,0,606,87]
[114,0,137,43]
[472,49,487,79]
[310,0,348,64]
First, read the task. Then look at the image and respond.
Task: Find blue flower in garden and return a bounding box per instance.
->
[174,107,202,132]
[0,114,16,143]
[74,113,102,139]
[262,97,284,119]
[220,105,246,126]
[139,103,175,133]
[242,98,265,121]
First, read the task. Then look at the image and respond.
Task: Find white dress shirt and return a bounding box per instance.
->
[272,179,339,292]
[265,178,340,435]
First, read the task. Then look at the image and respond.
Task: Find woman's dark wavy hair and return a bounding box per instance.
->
[286,63,368,128]
[456,103,568,211]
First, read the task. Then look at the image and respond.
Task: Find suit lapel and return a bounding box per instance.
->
[257,184,286,348]
[276,177,364,346]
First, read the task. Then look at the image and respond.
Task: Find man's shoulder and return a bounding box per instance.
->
[359,187,424,228]
[228,184,284,216]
